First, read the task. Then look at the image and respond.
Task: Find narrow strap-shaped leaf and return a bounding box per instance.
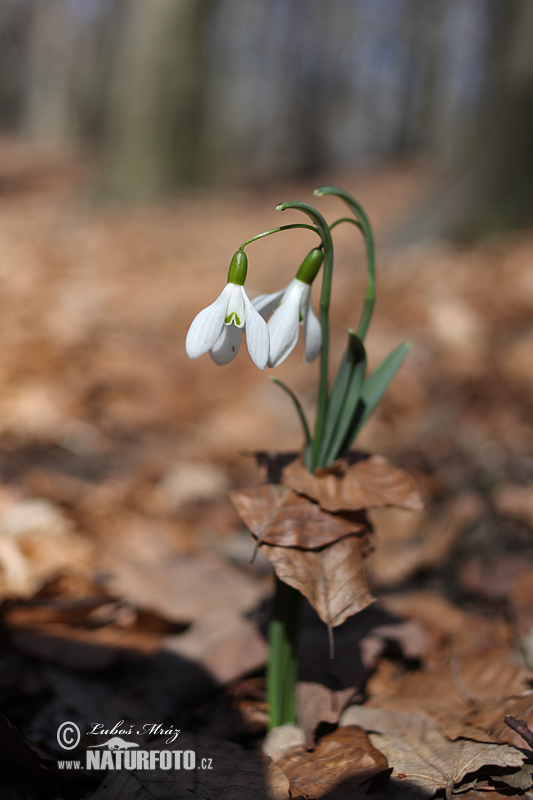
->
[269,377,311,448]
[317,332,364,466]
[346,341,411,449]
[324,347,367,465]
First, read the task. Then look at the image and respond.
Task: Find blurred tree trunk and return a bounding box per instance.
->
[0,0,33,132]
[399,1,533,241]
[98,0,209,201]
[22,0,119,148]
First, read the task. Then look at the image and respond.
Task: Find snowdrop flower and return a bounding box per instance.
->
[253,247,323,368]
[185,250,269,370]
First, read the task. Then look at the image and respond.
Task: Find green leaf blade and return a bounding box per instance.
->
[317,331,364,466]
[347,341,412,448]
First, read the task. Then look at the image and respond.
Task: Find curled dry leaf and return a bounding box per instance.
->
[230,484,368,550]
[295,682,357,749]
[86,731,290,800]
[261,535,374,628]
[340,706,531,796]
[282,455,423,513]
[276,726,388,799]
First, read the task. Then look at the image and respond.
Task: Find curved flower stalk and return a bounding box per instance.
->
[253,247,323,368]
[185,250,269,370]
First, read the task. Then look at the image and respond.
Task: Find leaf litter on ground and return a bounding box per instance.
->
[339,706,533,796]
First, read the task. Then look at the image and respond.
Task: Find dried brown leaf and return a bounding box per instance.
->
[261,535,374,628]
[367,646,532,720]
[295,682,357,749]
[282,455,423,513]
[368,493,483,587]
[230,484,368,549]
[160,609,267,685]
[378,591,511,659]
[457,696,533,750]
[86,732,289,799]
[277,726,388,799]
[340,706,530,795]
[360,619,433,669]
[103,551,265,625]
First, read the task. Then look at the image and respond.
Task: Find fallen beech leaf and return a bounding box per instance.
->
[378,591,511,659]
[282,455,422,513]
[103,552,265,624]
[458,696,533,750]
[230,484,368,549]
[366,646,532,730]
[160,609,267,685]
[277,726,388,799]
[368,493,483,587]
[86,732,289,799]
[340,706,530,795]
[261,535,374,628]
[295,682,357,749]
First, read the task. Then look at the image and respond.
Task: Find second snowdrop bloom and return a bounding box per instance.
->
[253,247,323,368]
[185,250,269,370]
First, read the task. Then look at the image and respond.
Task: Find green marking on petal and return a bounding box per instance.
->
[225,312,241,326]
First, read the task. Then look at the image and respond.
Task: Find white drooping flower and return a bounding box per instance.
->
[185,251,269,370]
[252,248,323,368]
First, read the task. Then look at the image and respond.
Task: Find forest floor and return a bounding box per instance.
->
[0,138,532,799]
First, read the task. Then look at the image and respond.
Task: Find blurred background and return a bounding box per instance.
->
[1,0,532,225]
[0,0,532,785]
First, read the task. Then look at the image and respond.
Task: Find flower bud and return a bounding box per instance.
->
[227,250,248,286]
[295,248,323,285]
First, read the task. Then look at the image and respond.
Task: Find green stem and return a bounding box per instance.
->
[329,216,363,232]
[267,577,302,729]
[239,223,319,250]
[314,187,376,342]
[276,201,333,470]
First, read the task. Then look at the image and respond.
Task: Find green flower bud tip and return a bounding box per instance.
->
[227,250,248,286]
[295,248,324,285]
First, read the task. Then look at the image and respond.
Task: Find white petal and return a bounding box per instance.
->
[243,290,269,370]
[225,284,246,327]
[252,288,286,319]
[209,321,242,365]
[185,284,233,359]
[303,297,322,363]
[267,280,307,367]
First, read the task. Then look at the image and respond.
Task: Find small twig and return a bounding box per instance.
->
[504,715,533,748]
